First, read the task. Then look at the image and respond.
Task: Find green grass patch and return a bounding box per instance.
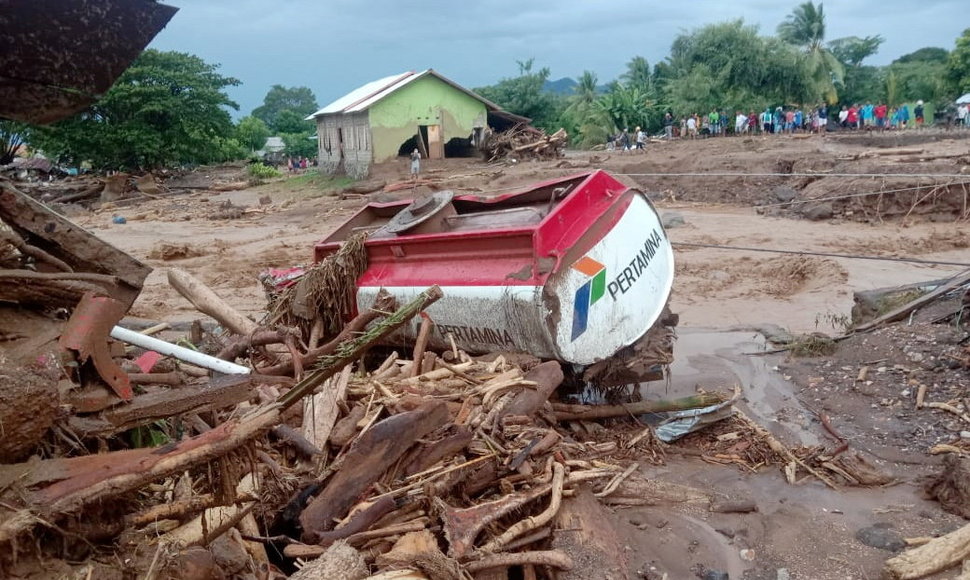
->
[788,333,838,357]
[282,170,354,192]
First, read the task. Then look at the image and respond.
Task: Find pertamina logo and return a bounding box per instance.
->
[570,256,606,341]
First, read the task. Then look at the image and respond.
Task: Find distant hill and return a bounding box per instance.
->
[542,77,610,96]
[543,77,578,95]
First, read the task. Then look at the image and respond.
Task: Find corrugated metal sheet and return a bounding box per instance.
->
[306,69,504,119]
[0,0,178,124]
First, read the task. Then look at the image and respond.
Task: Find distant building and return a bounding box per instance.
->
[306,69,526,178]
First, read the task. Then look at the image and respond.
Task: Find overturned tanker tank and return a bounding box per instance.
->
[315,170,677,385]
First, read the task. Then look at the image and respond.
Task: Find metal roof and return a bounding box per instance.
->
[306,69,503,119]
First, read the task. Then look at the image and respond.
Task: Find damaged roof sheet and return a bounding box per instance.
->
[306,69,504,119]
[0,0,178,125]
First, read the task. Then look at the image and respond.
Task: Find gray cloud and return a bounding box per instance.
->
[148,1,966,116]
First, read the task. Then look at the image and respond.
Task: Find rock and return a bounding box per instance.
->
[289,540,368,580]
[661,212,685,228]
[777,569,791,580]
[924,454,970,519]
[801,202,833,221]
[774,186,797,203]
[170,546,226,580]
[209,529,250,575]
[855,524,906,551]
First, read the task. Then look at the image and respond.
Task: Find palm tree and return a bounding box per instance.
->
[565,71,613,148]
[777,2,844,102]
[621,56,652,91]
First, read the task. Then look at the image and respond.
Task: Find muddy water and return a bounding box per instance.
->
[625,328,960,579]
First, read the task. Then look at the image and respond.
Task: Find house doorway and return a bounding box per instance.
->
[420,124,444,160]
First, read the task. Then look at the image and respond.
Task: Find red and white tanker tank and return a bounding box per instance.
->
[314,170,674,367]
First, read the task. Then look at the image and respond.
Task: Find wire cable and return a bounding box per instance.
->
[672,241,970,268]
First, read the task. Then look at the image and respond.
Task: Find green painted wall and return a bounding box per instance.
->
[369,75,487,163]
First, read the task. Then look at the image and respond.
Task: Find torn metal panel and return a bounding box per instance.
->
[0,0,178,124]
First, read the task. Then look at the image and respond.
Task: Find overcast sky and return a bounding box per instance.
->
[149,1,966,116]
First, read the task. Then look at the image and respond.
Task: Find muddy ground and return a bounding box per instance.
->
[63,130,970,579]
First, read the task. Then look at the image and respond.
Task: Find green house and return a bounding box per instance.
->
[306,69,525,179]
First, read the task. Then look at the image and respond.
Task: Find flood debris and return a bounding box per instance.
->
[480,126,568,162]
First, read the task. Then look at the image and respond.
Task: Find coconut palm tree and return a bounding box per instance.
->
[565,71,613,148]
[777,2,844,102]
[621,56,652,91]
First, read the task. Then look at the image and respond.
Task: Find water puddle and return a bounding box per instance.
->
[642,327,820,446]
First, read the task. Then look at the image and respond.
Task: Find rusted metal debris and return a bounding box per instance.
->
[0,0,178,124]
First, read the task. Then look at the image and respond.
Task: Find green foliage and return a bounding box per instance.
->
[29,50,240,169]
[664,21,813,114]
[475,59,565,131]
[778,2,844,102]
[946,28,970,95]
[281,132,317,159]
[0,121,28,165]
[236,116,271,152]
[621,56,652,91]
[887,61,947,104]
[828,35,883,67]
[130,420,171,448]
[275,109,314,134]
[247,161,283,185]
[252,85,319,131]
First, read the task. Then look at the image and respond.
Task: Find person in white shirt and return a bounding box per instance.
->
[735,111,747,135]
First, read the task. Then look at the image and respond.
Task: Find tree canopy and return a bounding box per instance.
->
[475,59,563,131]
[236,116,271,152]
[947,28,970,95]
[777,2,844,102]
[252,85,319,132]
[30,50,242,169]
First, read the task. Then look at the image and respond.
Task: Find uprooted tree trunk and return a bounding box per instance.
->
[0,286,444,546]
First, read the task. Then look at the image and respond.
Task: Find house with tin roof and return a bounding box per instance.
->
[306,69,526,178]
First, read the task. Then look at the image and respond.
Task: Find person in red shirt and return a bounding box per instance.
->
[847,105,859,129]
[875,103,888,129]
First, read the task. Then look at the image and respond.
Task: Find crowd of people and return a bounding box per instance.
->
[672,101,929,140]
[606,100,948,150]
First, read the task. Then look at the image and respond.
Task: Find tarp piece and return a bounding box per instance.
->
[957,93,970,105]
[0,0,178,124]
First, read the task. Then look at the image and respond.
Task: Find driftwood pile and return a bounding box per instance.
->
[0,268,733,580]
[481,126,567,163]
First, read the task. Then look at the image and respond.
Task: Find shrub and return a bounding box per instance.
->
[247,161,282,185]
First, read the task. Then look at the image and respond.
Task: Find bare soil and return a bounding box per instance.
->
[59,132,970,579]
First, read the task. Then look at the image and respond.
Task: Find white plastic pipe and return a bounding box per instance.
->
[110,325,251,375]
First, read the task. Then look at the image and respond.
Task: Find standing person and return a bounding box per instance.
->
[747,111,758,134]
[620,128,631,152]
[862,101,874,129]
[899,104,910,129]
[847,104,859,129]
[875,103,888,129]
[635,126,646,151]
[915,100,925,128]
[838,105,849,129]
[785,108,795,134]
[817,103,828,134]
[794,107,804,133]
[760,108,773,134]
[735,110,747,135]
[409,148,421,179]
[663,112,674,140]
[708,110,719,136]
[958,104,969,128]
[686,115,698,139]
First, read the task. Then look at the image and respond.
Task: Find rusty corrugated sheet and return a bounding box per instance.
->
[0,0,178,124]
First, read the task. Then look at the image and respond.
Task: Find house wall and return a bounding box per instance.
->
[314,111,372,179]
[368,76,487,164]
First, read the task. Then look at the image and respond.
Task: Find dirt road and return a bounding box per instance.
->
[79,131,970,579]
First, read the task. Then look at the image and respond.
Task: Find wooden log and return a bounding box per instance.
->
[257,291,396,376]
[299,402,450,540]
[854,269,970,332]
[403,425,473,476]
[552,392,726,421]
[167,268,258,335]
[552,486,627,580]
[883,522,970,579]
[0,288,443,546]
[411,317,434,377]
[302,365,352,449]
[499,361,563,421]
